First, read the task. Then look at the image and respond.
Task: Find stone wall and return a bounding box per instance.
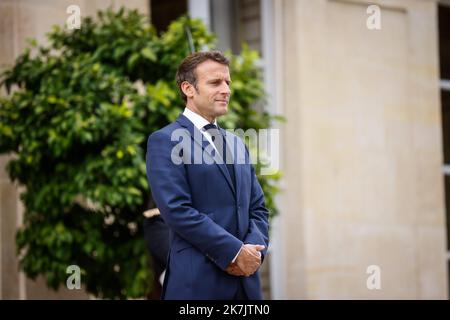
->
[276,0,448,299]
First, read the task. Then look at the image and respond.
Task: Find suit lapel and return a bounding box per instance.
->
[176,114,236,197]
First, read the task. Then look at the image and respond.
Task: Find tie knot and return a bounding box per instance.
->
[203,123,221,142]
[203,123,218,131]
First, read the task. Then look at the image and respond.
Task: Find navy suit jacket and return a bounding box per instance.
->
[146,113,269,300]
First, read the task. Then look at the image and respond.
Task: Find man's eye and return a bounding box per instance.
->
[209,80,229,86]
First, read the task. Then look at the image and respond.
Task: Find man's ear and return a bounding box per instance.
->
[181,81,195,99]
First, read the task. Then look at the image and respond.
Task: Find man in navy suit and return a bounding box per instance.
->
[146,51,269,300]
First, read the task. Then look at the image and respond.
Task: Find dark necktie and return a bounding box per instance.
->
[202,123,236,188]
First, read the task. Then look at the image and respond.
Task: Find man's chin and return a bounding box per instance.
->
[217,104,228,115]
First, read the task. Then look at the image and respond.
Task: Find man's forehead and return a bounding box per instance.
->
[196,61,230,79]
[203,72,231,81]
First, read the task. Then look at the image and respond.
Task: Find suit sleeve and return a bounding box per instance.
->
[146,130,243,270]
[243,147,270,262]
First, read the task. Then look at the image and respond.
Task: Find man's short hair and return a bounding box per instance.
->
[176,51,230,102]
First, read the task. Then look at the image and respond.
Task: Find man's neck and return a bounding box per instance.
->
[185,106,216,124]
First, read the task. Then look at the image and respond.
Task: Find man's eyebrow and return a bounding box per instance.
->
[206,78,232,83]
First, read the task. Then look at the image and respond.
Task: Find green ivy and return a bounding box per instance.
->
[0,8,282,299]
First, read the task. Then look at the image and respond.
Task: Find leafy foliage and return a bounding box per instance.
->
[0,8,281,299]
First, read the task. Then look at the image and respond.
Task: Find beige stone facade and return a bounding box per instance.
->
[0,0,448,299]
[274,0,448,299]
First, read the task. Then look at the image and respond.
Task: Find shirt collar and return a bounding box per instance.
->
[183,107,218,131]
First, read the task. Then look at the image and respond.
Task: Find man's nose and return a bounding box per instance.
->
[220,82,231,96]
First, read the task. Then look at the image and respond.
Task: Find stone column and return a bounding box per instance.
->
[278,0,447,299]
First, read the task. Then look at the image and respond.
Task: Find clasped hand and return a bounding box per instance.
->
[225,244,265,277]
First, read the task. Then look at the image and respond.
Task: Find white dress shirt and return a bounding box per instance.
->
[183,107,218,152]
